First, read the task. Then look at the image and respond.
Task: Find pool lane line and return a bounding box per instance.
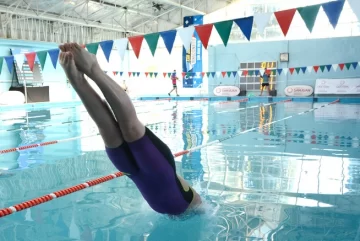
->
[0,99,339,218]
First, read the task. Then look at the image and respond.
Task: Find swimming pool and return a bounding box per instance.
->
[0,99,359,241]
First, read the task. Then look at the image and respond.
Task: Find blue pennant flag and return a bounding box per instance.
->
[232,71,237,77]
[233,16,254,41]
[352,62,358,69]
[48,49,60,69]
[301,67,307,73]
[120,72,123,76]
[160,30,177,54]
[325,65,332,71]
[322,0,345,28]
[154,72,158,78]
[277,68,283,75]
[136,72,140,77]
[211,72,216,78]
[4,56,14,73]
[99,40,114,62]
[255,70,260,76]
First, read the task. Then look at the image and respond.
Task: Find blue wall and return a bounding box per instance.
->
[0,39,72,102]
[208,36,360,96]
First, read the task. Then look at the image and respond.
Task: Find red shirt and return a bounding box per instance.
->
[171,73,177,84]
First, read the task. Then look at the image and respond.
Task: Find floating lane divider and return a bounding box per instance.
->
[0,99,339,218]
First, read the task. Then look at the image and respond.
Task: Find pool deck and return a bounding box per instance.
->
[0,96,359,112]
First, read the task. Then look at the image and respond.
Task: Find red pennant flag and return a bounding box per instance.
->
[265,69,271,74]
[182,72,186,78]
[194,24,214,49]
[274,9,297,36]
[339,63,345,70]
[313,66,319,72]
[145,72,149,77]
[25,52,36,71]
[242,70,248,76]
[201,72,205,77]
[128,36,144,58]
[113,71,117,76]
[289,68,295,74]
[163,72,167,77]
[221,71,226,77]
[128,72,132,77]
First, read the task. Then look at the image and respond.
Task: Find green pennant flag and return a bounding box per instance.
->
[272,70,276,75]
[227,71,231,77]
[150,72,153,78]
[36,51,48,70]
[320,65,326,72]
[206,72,211,77]
[168,73,171,78]
[85,43,99,55]
[297,5,321,33]
[345,63,352,70]
[248,70,254,76]
[0,57,3,75]
[214,20,233,46]
[144,33,160,56]
[132,72,136,76]
[295,67,301,74]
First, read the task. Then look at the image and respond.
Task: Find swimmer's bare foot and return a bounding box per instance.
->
[65,43,100,78]
[59,51,86,88]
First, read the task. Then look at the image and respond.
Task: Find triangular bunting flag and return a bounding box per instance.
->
[162,72,166,78]
[160,30,177,54]
[307,66,313,73]
[232,71,237,77]
[352,62,358,69]
[25,52,36,71]
[289,68,295,74]
[144,33,160,56]
[238,70,243,76]
[216,71,221,78]
[0,57,3,74]
[254,13,272,34]
[243,70,248,76]
[301,67,307,73]
[254,70,260,76]
[214,20,233,46]
[146,72,150,78]
[226,71,231,77]
[14,54,25,70]
[206,72,211,77]
[128,36,144,58]
[325,65,332,71]
[104,71,108,74]
[320,65,326,72]
[178,26,195,51]
[234,16,254,41]
[322,0,345,29]
[283,68,288,75]
[132,72,136,76]
[137,72,141,77]
[249,70,254,76]
[167,73,171,78]
[120,72,123,76]
[128,72,132,77]
[201,72,206,77]
[210,72,215,78]
[297,5,321,33]
[113,71,118,76]
[345,63,351,70]
[277,69,283,75]
[259,69,265,75]
[86,43,99,55]
[332,64,338,71]
[99,40,114,62]
[195,24,213,49]
[339,63,345,70]
[48,49,59,69]
[313,66,320,72]
[114,39,128,61]
[348,0,360,22]
[154,72,158,78]
[182,72,186,78]
[4,56,14,73]
[274,9,297,36]
[295,67,301,74]
[37,51,47,70]
[150,72,154,78]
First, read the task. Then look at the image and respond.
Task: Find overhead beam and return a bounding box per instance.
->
[155,0,205,15]
[0,5,143,34]
[89,0,155,18]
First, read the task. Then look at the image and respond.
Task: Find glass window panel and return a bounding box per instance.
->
[248,63,255,69]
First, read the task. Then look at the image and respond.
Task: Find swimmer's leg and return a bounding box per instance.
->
[68,43,144,143]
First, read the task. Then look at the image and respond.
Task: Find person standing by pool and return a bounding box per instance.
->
[168,70,179,96]
[259,68,271,96]
[58,43,202,216]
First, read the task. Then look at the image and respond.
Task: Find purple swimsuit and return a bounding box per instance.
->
[106,127,193,215]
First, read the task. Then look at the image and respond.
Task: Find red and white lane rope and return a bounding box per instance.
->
[0,99,340,218]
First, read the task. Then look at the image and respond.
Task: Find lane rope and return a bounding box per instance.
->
[0,99,339,218]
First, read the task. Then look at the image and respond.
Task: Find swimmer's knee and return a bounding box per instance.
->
[121,120,146,142]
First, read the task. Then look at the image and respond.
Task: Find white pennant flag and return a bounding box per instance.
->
[177,26,195,51]
[216,71,221,78]
[348,0,360,22]
[332,64,338,71]
[195,72,201,78]
[237,70,243,76]
[282,68,288,75]
[114,38,128,61]
[307,66,313,73]
[14,54,25,70]
[259,69,265,75]
[254,13,272,34]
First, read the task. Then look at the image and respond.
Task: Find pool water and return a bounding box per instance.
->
[0,99,359,241]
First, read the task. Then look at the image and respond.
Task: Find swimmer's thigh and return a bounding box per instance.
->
[106,143,139,175]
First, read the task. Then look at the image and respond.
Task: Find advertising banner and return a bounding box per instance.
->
[315,78,360,94]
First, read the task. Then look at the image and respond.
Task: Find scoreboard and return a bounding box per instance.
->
[239,61,277,91]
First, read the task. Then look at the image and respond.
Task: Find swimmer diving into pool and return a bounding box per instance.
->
[58,43,202,216]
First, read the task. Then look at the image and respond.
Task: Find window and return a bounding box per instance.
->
[239,61,277,91]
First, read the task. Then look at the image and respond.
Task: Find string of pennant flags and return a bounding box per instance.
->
[0,0,359,76]
[106,61,360,78]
